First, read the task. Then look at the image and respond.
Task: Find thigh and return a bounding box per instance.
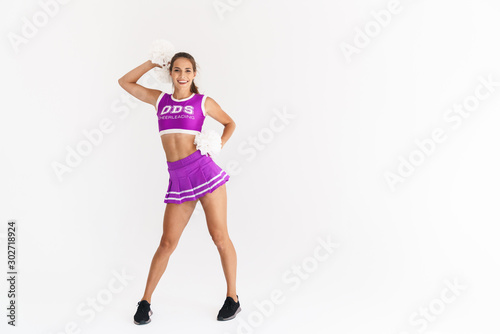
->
[162,199,199,243]
[199,183,228,236]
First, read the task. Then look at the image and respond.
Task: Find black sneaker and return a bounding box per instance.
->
[217,295,241,321]
[134,300,153,325]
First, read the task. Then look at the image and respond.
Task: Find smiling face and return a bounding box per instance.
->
[170,57,196,90]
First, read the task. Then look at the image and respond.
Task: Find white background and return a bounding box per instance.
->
[1,0,500,333]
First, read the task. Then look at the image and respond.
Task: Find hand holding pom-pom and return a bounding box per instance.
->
[194,129,222,157]
[149,39,176,83]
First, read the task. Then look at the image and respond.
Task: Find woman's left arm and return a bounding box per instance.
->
[205,97,236,148]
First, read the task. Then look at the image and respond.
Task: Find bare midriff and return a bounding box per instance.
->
[160,133,198,162]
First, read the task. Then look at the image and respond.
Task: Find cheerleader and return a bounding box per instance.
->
[118,41,240,324]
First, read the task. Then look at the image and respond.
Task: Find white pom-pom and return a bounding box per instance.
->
[149,39,176,83]
[194,129,222,157]
[149,39,176,66]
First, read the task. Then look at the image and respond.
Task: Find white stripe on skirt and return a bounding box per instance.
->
[165,171,229,202]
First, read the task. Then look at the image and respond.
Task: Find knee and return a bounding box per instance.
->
[158,236,178,254]
[211,232,230,250]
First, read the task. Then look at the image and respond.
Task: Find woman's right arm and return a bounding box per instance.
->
[118,60,163,108]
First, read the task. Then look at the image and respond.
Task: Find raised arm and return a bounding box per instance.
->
[118,60,163,108]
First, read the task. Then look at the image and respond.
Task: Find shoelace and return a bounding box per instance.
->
[222,299,235,310]
[137,302,149,314]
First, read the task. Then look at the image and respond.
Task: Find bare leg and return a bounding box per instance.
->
[199,184,238,302]
[141,199,198,303]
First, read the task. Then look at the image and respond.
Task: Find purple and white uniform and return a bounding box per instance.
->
[156,92,207,136]
[154,91,230,204]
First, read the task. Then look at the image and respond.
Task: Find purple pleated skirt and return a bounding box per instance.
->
[164,149,230,204]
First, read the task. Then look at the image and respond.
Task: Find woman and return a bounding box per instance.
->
[118,52,240,325]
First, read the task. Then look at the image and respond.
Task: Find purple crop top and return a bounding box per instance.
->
[155,92,207,136]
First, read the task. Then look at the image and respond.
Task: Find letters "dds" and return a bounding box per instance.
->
[160,105,194,115]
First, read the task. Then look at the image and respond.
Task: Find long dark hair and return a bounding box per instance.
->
[168,52,200,94]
